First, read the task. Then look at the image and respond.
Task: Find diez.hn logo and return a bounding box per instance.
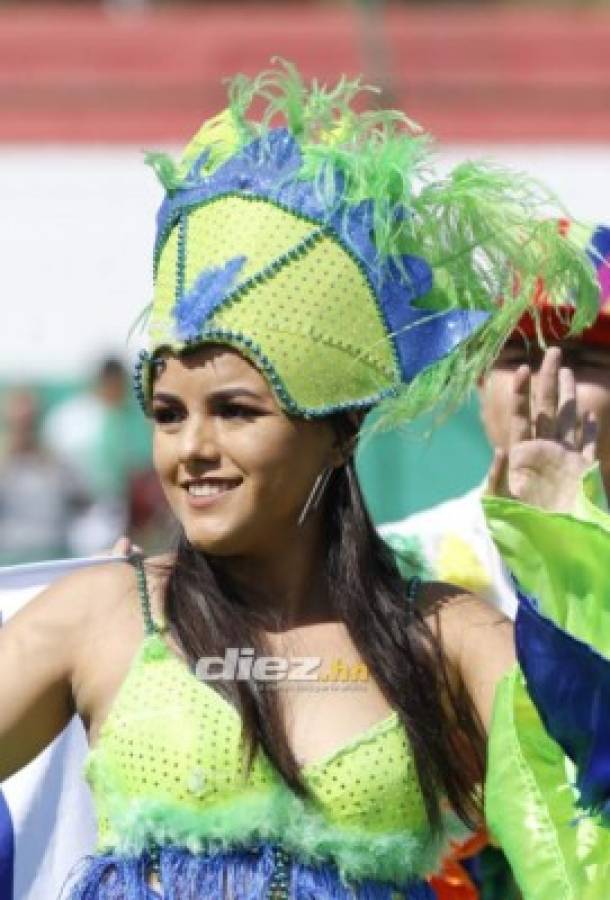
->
[195,648,369,685]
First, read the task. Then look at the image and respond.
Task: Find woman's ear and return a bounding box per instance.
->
[330,410,364,466]
[347,410,366,431]
[328,436,347,468]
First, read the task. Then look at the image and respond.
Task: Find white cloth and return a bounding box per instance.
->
[0,559,127,899]
[380,485,518,620]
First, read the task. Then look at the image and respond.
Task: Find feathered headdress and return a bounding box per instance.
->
[134,60,599,428]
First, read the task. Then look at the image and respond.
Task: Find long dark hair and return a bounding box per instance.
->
[158,413,485,832]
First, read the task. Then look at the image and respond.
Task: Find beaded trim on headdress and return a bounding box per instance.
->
[134,60,599,427]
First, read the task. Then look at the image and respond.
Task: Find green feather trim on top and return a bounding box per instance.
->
[148,61,598,306]
[92,778,465,885]
[408,173,598,335]
[146,58,431,261]
[143,151,183,193]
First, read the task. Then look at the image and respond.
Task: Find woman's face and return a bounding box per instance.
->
[151,345,341,556]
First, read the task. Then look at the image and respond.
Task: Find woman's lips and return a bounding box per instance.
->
[183,480,241,509]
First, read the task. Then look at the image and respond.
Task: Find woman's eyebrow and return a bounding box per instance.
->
[208,388,267,402]
[151,391,180,404]
[151,387,271,405]
[152,387,264,399]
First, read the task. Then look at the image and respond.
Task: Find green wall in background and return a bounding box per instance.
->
[356,395,493,525]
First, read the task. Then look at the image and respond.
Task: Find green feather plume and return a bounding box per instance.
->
[144,151,181,193]
[227,58,431,259]
[368,166,600,431]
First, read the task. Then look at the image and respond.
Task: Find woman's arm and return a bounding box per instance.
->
[0,559,135,781]
[436,592,515,734]
[0,576,82,780]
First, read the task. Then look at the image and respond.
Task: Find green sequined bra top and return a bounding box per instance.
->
[68,563,447,899]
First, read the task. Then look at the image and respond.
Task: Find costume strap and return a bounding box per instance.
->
[129,553,164,637]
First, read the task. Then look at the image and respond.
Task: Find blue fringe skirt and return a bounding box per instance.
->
[62,844,437,899]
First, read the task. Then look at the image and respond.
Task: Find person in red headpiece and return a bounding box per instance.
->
[383,222,610,623]
[481,222,610,521]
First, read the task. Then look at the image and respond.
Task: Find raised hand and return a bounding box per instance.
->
[486,346,598,513]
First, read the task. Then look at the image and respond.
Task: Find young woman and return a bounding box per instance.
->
[1,64,608,899]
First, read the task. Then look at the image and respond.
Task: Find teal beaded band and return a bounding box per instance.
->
[130,552,158,637]
[132,334,395,420]
[175,212,188,302]
[133,349,150,412]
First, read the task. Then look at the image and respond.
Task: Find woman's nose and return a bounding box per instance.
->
[178,415,220,463]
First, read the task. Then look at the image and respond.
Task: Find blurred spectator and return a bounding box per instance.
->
[0,388,89,565]
[42,356,151,555]
[127,466,173,554]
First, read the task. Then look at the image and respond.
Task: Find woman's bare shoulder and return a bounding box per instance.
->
[417,579,509,621]
[3,560,139,638]
[416,579,516,731]
[0,559,148,777]
[34,551,175,624]
[416,580,513,662]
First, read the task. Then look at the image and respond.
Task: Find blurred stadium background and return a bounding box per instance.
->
[1,0,609,558]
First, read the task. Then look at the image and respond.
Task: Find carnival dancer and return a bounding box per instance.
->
[0,63,608,899]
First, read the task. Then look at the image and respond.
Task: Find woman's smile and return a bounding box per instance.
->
[182,476,243,509]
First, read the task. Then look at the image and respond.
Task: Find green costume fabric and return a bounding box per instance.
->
[483,466,610,899]
[85,616,464,885]
[484,465,610,656]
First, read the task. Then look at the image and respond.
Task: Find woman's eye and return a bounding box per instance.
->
[219,403,258,419]
[152,407,182,425]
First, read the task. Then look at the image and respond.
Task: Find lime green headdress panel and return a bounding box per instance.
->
[150,193,397,413]
[134,61,599,425]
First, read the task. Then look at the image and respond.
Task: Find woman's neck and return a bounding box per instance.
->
[213,517,332,629]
